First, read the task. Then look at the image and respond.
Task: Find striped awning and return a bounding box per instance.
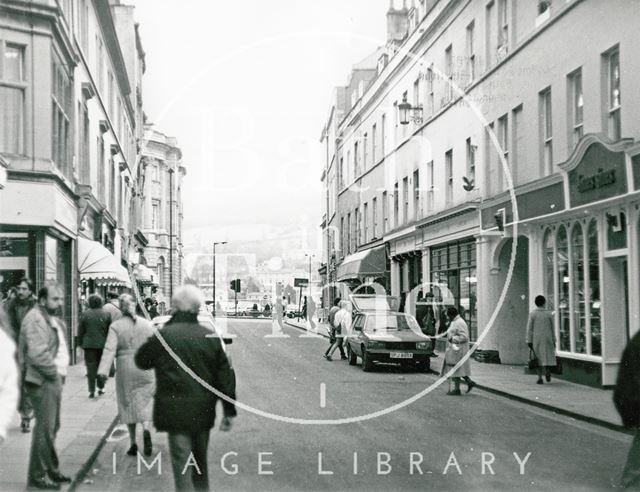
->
[78,237,131,287]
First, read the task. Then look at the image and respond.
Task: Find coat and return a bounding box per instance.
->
[442,315,471,378]
[103,301,123,323]
[333,308,351,338]
[18,306,62,386]
[77,308,111,349]
[526,307,557,367]
[98,316,155,424]
[0,328,18,441]
[134,316,237,433]
[613,330,640,428]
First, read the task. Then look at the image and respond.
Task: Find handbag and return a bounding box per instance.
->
[528,349,539,371]
[444,343,463,365]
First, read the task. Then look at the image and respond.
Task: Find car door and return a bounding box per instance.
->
[351,314,366,355]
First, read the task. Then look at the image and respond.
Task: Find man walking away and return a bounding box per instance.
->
[19,284,71,490]
[77,294,111,398]
[526,295,557,384]
[614,328,640,489]
[324,297,346,360]
[135,285,236,491]
[7,278,36,432]
[0,305,19,447]
[103,291,123,323]
[325,300,350,361]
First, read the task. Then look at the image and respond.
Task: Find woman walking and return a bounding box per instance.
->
[98,294,155,456]
[78,294,111,398]
[526,295,557,384]
[441,307,476,395]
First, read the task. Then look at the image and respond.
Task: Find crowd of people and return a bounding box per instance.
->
[0,281,236,491]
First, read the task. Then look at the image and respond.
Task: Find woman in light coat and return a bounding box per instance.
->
[440,307,476,395]
[98,294,155,456]
[526,295,557,384]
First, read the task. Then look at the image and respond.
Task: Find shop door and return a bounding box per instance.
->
[605,257,630,342]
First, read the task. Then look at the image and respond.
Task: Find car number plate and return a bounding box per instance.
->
[390,352,413,359]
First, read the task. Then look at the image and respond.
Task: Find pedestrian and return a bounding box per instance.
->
[308,296,316,330]
[526,295,557,385]
[77,294,111,398]
[0,305,19,447]
[324,300,350,361]
[421,294,437,352]
[613,328,640,489]
[135,285,236,491]
[103,291,123,322]
[19,284,71,490]
[97,294,155,457]
[323,297,346,360]
[3,286,17,306]
[440,307,476,395]
[302,296,308,319]
[6,278,36,433]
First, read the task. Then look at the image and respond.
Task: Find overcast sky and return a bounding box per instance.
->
[132,0,390,239]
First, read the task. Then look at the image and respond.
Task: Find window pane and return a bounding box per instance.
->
[557,226,570,351]
[543,229,554,309]
[609,51,620,109]
[572,224,586,353]
[4,45,24,81]
[587,220,601,355]
[0,87,24,153]
[574,72,583,125]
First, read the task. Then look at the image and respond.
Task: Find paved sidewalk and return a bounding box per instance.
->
[285,318,623,432]
[0,363,118,492]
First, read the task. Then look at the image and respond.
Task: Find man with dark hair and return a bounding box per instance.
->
[103,291,122,323]
[78,294,111,398]
[19,284,71,490]
[7,278,36,433]
[526,294,557,384]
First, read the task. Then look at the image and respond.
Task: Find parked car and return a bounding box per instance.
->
[344,295,433,372]
[240,303,263,317]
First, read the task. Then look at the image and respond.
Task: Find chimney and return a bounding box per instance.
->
[386,0,409,43]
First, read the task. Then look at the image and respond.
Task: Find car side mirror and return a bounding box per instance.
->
[223,337,234,345]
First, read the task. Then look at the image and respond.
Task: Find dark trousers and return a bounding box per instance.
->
[84,348,105,394]
[168,431,211,491]
[19,376,33,422]
[26,378,62,482]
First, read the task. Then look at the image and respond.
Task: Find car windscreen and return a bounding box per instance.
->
[365,314,422,334]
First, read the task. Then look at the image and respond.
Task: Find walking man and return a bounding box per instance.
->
[77,294,111,398]
[526,295,557,384]
[135,285,236,491]
[6,278,36,433]
[103,291,123,322]
[19,284,71,490]
[325,299,350,361]
[323,297,346,360]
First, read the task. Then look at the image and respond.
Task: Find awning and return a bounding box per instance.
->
[133,264,157,286]
[78,237,131,287]
[337,246,387,281]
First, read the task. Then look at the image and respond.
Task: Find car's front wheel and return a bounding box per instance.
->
[347,344,357,366]
[361,347,374,372]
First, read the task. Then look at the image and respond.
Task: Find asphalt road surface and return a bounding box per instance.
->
[80,318,631,491]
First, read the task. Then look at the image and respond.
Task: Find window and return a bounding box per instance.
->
[339,157,344,189]
[52,54,72,179]
[427,160,435,212]
[355,207,360,248]
[572,224,586,353]
[79,103,90,183]
[402,177,409,224]
[604,47,621,140]
[511,105,523,186]
[466,138,476,185]
[587,220,601,355]
[354,141,360,177]
[346,213,351,254]
[363,202,368,243]
[466,21,476,83]
[540,87,553,174]
[538,0,551,14]
[486,1,496,67]
[498,113,508,192]
[97,136,105,204]
[381,114,386,156]
[445,150,453,204]
[393,182,399,228]
[152,201,159,229]
[109,159,115,213]
[413,169,420,220]
[372,124,377,164]
[79,0,89,52]
[363,133,368,171]
[96,37,104,93]
[557,226,570,351]
[569,69,584,147]
[1,42,26,154]
[426,64,435,115]
[108,72,114,117]
[497,0,508,50]
[413,77,420,122]
[372,197,378,238]
[382,191,388,233]
[445,45,453,103]
[340,217,345,255]
[118,175,123,224]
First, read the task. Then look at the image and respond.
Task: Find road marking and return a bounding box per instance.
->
[320,383,326,408]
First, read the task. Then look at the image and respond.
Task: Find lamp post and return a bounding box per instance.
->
[168,167,174,300]
[212,241,227,317]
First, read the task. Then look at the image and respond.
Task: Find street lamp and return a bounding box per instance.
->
[212,241,227,317]
[398,93,423,125]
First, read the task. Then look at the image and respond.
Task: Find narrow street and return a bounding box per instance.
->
[81,319,629,492]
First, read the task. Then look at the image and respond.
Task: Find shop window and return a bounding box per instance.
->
[572,224,586,353]
[543,228,554,309]
[556,226,570,351]
[1,42,26,155]
[606,211,626,250]
[587,220,601,355]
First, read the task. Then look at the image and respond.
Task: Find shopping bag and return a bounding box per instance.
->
[528,349,539,371]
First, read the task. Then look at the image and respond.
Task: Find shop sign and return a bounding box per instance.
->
[576,168,616,193]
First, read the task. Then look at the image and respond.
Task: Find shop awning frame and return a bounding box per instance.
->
[337,246,387,282]
[78,237,131,288]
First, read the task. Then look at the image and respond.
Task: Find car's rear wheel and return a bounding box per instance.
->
[361,347,374,372]
[347,344,357,366]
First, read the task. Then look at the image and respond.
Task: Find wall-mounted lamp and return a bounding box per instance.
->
[398,94,423,125]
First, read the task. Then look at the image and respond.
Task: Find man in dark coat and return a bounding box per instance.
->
[6,278,36,433]
[614,329,640,488]
[135,285,236,491]
[77,294,111,398]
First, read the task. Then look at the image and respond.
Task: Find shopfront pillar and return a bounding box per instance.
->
[390,258,401,298]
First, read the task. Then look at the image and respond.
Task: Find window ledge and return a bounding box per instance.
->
[535,9,551,28]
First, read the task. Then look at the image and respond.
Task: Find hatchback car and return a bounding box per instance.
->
[344,296,433,372]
